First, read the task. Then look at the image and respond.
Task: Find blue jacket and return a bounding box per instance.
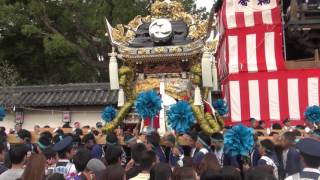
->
[154,145,167,163]
[284,147,302,176]
[250,145,261,167]
[193,148,209,166]
[169,146,184,167]
[223,153,241,168]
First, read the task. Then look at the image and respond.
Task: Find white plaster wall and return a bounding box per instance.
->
[0,106,105,131]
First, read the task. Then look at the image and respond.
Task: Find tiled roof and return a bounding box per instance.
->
[0,83,117,107]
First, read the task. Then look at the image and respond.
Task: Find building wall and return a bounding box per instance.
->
[0,106,105,131]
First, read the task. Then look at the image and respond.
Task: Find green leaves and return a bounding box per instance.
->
[21,25,42,37]
[43,34,77,57]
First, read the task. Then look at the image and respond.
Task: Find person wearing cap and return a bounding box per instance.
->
[163,133,184,167]
[285,138,320,180]
[52,136,77,178]
[193,132,211,167]
[211,132,224,166]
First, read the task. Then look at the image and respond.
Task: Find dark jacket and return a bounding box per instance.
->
[126,164,142,179]
[250,145,261,167]
[285,147,302,176]
[223,153,241,169]
[169,146,184,167]
[154,145,167,163]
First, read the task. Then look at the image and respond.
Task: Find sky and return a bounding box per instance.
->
[195,0,215,12]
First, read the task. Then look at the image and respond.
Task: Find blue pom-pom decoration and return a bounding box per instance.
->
[213,99,228,116]
[167,101,195,133]
[0,106,5,121]
[224,124,254,156]
[101,106,117,123]
[134,90,162,119]
[304,105,320,123]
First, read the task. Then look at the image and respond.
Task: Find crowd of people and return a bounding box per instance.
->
[0,119,319,180]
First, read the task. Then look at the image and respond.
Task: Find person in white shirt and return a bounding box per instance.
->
[52,136,77,178]
[0,144,28,180]
[285,138,320,180]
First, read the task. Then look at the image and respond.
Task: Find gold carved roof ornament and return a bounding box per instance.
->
[105,0,212,46]
[104,0,217,64]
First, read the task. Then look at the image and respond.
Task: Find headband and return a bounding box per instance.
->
[37,142,48,150]
[210,137,223,143]
[197,137,209,148]
[125,137,136,145]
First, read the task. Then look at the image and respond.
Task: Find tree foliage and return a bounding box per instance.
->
[0,60,20,87]
[0,0,202,85]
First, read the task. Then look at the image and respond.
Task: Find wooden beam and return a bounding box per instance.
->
[286,57,320,69]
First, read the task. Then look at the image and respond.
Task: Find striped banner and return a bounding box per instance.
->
[222,70,320,125]
[216,0,285,78]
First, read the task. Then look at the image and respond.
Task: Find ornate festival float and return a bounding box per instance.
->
[103,0,226,135]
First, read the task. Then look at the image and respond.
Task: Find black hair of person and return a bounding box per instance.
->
[62,122,71,128]
[103,164,125,180]
[40,131,53,141]
[198,132,211,147]
[105,145,122,165]
[188,131,198,142]
[282,131,296,144]
[38,136,52,149]
[9,144,28,164]
[42,147,57,160]
[74,128,83,136]
[211,132,224,141]
[131,143,147,163]
[72,134,82,146]
[57,144,73,159]
[260,139,275,155]
[73,148,92,172]
[106,132,118,145]
[146,131,161,147]
[150,163,172,180]
[221,166,241,180]
[244,168,276,180]
[272,123,282,130]
[17,129,31,142]
[140,150,157,171]
[82,133,96,144]
[46,173,65,180]
[200,170,224,180]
